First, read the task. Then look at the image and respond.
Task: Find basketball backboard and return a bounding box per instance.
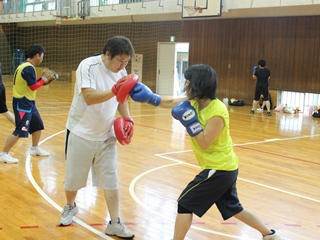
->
[182,0,222,18]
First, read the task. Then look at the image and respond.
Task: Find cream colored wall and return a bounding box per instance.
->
[224,0,320,9]
[2,0,320,25]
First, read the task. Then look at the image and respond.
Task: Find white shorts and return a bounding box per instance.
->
[64,130,118,191]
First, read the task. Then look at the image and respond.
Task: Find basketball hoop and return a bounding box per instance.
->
[55,18,62,27]
[55,15,68,27]
[184,6,203,17]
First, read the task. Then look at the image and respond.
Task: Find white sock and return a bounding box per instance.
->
[111,217,120,224]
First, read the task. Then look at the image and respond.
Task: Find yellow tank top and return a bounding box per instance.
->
[13,62,37,100]
[190,99,238,170]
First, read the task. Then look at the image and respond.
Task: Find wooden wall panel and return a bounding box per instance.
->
[182,16,320,104]
[242,18,255,99]
[270,18,283,90]
[308,16,319,92]
[294,17,305,92]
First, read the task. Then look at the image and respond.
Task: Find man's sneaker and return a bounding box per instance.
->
[59,203,79,226]
[105,217,134,239]
[257,108,263,113]
[263,229,282,240]
[0,153,19,164]
[250,109,255,114]
[267,111,272,116]
[30,146,49,156]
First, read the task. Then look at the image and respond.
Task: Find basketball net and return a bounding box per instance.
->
[184,6,203,17]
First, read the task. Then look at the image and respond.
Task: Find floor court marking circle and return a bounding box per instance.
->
[26,129,320,239]
[129,150,320,238]
[155,152,320,203]
[25,130,113,240]
[128,160,241,239]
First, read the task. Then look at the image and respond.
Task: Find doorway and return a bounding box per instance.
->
[156,42,189,96]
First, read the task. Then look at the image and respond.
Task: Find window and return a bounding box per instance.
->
[279,91,320,113]
[25,0,56,12]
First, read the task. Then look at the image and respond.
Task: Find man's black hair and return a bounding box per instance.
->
[103,36,135,59]
[27,44,46,59]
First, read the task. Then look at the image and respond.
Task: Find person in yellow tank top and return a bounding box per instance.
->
[0,44,51,164]
[130,64,281,240]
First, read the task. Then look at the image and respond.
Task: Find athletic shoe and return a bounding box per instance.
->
[59,203,79,226]
[267,111,272,116]
[0,153,19,164]
[30,147,49,156]
[250,109,255,114]
[263,229,282,240]
[105,217,135,239]
[257,108,263,113]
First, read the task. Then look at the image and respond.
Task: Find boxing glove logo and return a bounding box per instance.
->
[189,122,202,135]
[182,109,196,121]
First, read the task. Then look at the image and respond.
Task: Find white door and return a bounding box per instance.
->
[156,42,176,96]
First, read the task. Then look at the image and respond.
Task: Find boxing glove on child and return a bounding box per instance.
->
[171,100,203,137]
[130,82,161,106]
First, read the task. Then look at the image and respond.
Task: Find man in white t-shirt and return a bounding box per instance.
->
[59,36,135,239]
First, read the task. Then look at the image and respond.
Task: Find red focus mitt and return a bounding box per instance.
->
[112,74,138,104]
[114,117,134,145]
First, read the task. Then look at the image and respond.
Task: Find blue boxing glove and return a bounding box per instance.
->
[171,100,203,137]
[130,82,161,106]
[252,66,258,74]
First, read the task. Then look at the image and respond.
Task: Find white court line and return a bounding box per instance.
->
[155,151,320,203]
[128,161,241,239]
[25,130,112,239]
[238,178,320,203]
[27,129,319,239]
[233,134,320,146]
[128,134,320,238]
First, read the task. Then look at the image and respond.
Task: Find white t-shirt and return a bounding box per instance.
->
[66,55,127,141]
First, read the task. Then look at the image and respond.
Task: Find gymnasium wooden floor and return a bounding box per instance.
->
[0,78,319,240]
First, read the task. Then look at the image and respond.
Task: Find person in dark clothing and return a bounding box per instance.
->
[251,60,272,116]
[0,62,15,125]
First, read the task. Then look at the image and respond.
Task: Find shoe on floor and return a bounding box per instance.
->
[59,203,79,226]
[105,217,135,239]
[0,153,19,164]
[263,229,282,240]
[30,146,49,156]
[257,108,263,113]
[250,109,255,114]
[267,111,272,116]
